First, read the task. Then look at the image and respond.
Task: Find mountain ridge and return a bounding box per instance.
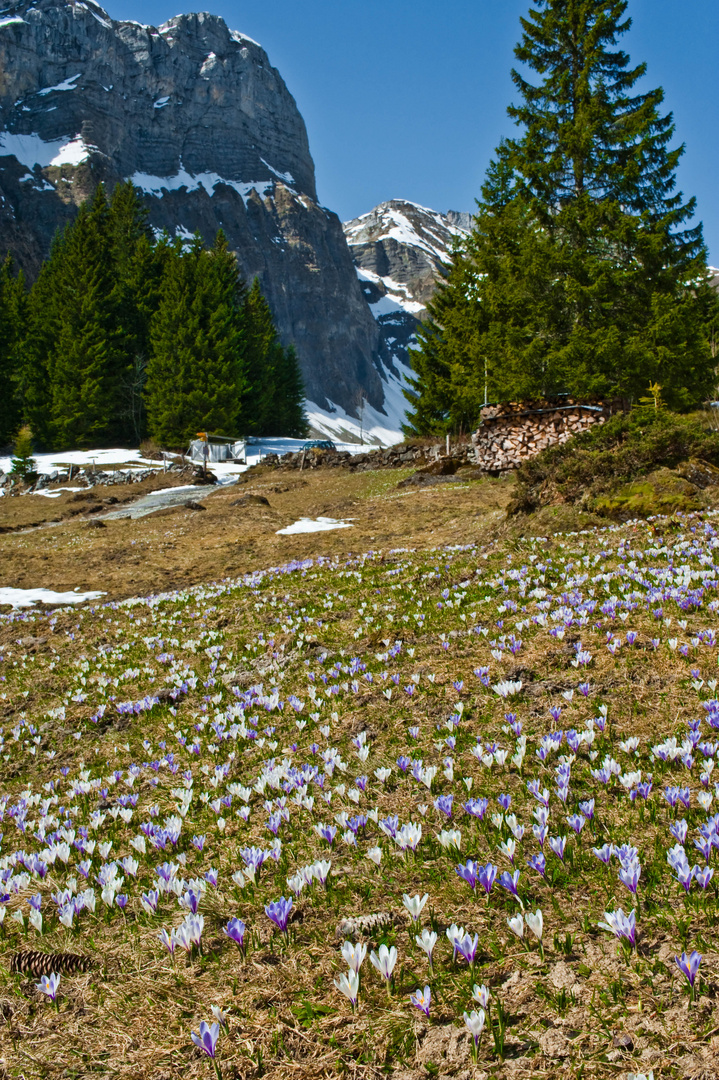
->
[343,199,471,375]
[0,0,385,413]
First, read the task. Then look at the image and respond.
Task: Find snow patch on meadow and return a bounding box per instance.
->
[276,517,354,535]
[0,587,105,608]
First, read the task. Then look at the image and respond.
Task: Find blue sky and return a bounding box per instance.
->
[109,0,718,262]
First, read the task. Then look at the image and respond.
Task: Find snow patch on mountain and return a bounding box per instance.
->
[0,130,92,168]
[344,200,470,379]
[344,199,468,265]
[130,167,277,203]
[305,358,413,447]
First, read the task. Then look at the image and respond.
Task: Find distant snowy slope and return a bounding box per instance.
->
[343,200,471,388]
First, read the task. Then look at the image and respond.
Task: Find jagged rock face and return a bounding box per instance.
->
[343,200,470,370]
[0,0,384,412]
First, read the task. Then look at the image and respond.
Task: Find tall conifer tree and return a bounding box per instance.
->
[108,181,163,443]
[145,232,245,446]
[47,185,123,448]
[240,277,280,435]
[407,0,718,432]
[269,344,308,437]
[0,255,25,446]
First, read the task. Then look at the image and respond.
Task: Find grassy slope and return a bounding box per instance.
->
[1,503,719,1078]
[510,410,719,525]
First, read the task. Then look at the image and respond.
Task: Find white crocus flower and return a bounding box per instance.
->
[507,913,524,939]
[340,940,367,974]
[370,944,397,983]
[526,909,544,941]
[334,969,360,1006]
[402,893,429,922]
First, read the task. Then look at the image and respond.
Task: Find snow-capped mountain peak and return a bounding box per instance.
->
[342,199,471,400]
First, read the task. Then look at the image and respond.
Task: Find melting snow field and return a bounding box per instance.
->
[0,448,158,477]
[305,360,412,446]
[0,587,106,608]
[276,517,354,535]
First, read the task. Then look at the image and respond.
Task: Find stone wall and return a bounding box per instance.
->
[472,400,611,472]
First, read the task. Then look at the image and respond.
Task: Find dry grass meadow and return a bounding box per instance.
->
[1,461,719,1080]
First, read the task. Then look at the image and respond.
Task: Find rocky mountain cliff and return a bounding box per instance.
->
[0,0,384,413]
[343,200,471,372]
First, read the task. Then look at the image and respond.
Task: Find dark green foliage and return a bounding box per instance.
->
[145,232,245,447]
[47,187,123,448]
[265,345,308,438]
[407,0,718,434]
[107,181,165,443]
[510,409,719,513]
[240,278,307,437]
[6,189,306,449]
[0,255,25,446]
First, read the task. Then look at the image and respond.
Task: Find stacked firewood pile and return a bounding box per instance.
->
[259,441,476,472]
[472,399,611,472]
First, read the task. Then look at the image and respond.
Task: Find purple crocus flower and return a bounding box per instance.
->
[694,835,713,861]
[498,869,520,899]
[435,794,454,818]
[457,932,479,966]
[37,972,61,1003]
[477,862,497,895]
[191,1020,220,1059]
[224,917,246,949]
[410,985,431,1017]
[463,798,488,820]
[549,836,567,861]
[319,825,336,846]
[592,843,614,864]
[598,908,636,947]
[497,793,511,810]
[456,860,478,890]
[181,889,202,915]
[265,897,293,934]
[619,861,641,895]
[533,824,548,847]
[675,950,702,993]
[567,814,585,835]
[527,852,546,878]
[695,866,714,889]
[578,799,595,821]
[158,927,175,957]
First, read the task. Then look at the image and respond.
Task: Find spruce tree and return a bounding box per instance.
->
[240,278,280,435]
[145,233,245,446]
[10,424,36,482]
[407,0,718,431]
[269,344,308,437]
[45,185,124,448]
[0,255,25,446]
[107,181,162,443]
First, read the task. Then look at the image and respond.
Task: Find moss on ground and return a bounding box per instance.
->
[510,410,719,521]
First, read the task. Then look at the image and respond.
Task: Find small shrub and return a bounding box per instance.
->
[509,410,719,516]
[10,424,37,483]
